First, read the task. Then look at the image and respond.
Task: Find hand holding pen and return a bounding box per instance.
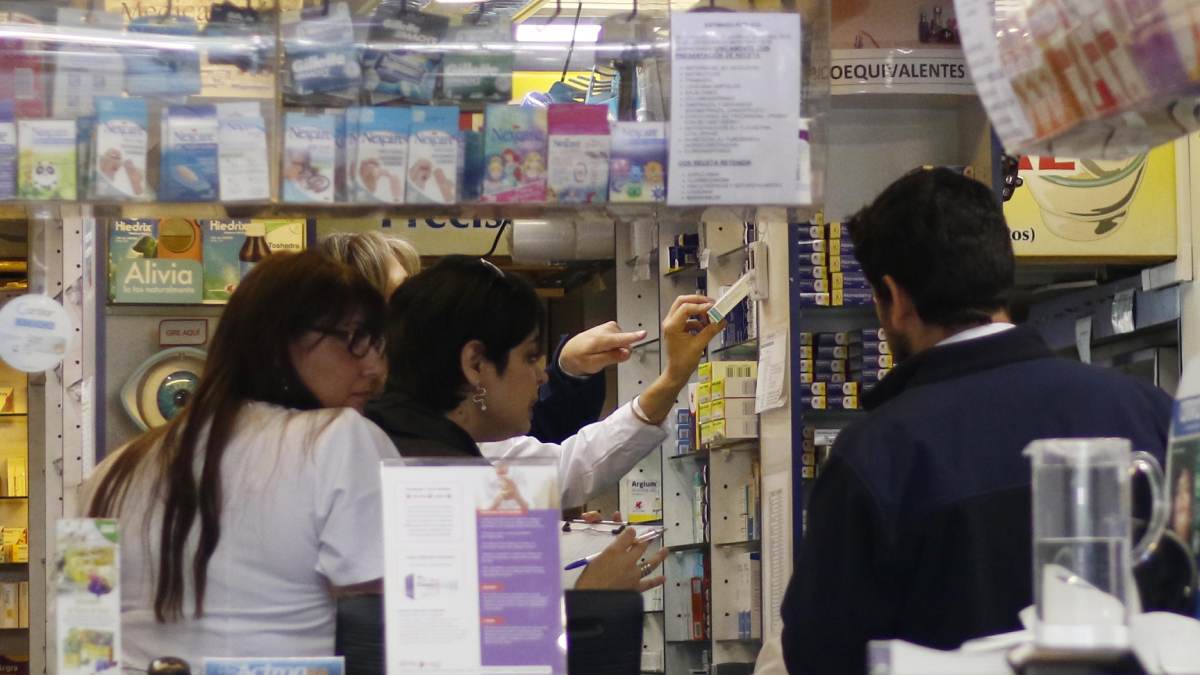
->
[572,527,668,593]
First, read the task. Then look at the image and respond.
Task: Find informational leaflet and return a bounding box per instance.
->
[381,460,565,674]
[755,330,787,413]
[56,519,121,675]
[204,658,344,675]
[668,12,803,206]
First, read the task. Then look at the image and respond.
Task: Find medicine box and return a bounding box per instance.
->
[711,398,756,421]
[795,278,830,294]
[712,377,757,400]
[794,266,828,280]
[817,332,861,346]
[201,219,247,303]
[798,251,826,267]
[799,359,848,374]
[697,383,711,405]
[699,361,756,384]
[864,354,894,369]
[263,219,306,253]
[864,340,891,355]
[832,273,871,291]
[701,418,758,445]
[698,401,712,425]
[795,293,831,307]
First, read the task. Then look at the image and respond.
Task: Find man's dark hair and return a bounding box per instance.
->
[386,255,545,412]
[848,168,1015,327]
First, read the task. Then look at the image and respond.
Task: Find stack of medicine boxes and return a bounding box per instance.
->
[861,328,894,391]
[794,220,833,307]
[798,331,894,409]
[793,217,874,307]
[697,361,757,447]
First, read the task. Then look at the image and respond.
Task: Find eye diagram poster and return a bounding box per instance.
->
[668,12,804,206]
[382,461,565,674]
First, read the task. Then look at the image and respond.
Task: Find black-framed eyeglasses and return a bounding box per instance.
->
[315,326,384,359]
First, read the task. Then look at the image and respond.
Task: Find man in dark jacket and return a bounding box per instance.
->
[780,168,1172,675]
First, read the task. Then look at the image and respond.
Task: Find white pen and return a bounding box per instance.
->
[563,528,665,571]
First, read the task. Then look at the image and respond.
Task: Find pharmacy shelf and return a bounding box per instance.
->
[713,244,751,262]
[666,542,708,553]
[667,450,708,461]
[702,438,759,453]
[710,338,759,358]
[0,498,26,501]
[663,264,703,279]
[714,539,761,550]
[632,338,661,352]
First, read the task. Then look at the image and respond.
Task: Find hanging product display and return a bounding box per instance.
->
[957,0,1200,158]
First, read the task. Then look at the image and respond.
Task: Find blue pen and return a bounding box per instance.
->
[563,529,665,571]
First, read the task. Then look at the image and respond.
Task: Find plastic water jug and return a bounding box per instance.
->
[1025,438,1167,650]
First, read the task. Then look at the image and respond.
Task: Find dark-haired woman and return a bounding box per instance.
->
[79,250,397,663]
[370,256,720,470]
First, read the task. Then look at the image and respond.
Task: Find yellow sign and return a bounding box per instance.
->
[1004,143,1177,260]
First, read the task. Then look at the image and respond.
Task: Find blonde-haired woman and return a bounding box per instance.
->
[318,230,700,509]
[319,231,421,295]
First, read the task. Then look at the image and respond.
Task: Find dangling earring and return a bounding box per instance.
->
[472,384,488,412]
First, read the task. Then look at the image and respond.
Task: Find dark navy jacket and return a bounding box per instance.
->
[780,326,1171,675]
[530,335,606,444]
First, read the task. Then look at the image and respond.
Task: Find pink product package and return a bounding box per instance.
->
[546,104,610,204]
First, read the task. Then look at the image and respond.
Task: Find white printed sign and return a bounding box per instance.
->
[828,49,974,96]
[668,12,803,205]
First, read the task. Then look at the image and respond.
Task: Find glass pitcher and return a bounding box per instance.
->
[1025,438,1168,650]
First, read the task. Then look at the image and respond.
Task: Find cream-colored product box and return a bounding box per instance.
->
[703,418,759,445]
[798,332,815,346]
[700,360,757,384]
[801,466,816,479]
[711,398,756,421]
[840,382,860,397]
[697,382,711,406]
[712,377,757,400]
[804,382,827,397]
[0,583,17,628]
[17,581,27,628]
[263,219,306,254]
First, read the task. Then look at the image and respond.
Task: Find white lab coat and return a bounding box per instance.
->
[479,399,669,508]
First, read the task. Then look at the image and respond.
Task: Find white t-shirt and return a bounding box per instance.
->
[78,402,398,666]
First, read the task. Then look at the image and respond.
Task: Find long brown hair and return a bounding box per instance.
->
[87,249,385,621]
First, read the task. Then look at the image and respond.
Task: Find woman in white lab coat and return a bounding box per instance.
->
[319,230,702,508]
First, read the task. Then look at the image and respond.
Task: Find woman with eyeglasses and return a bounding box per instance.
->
[79,250,397,664]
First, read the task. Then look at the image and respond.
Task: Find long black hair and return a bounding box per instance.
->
[87,249,385,621]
